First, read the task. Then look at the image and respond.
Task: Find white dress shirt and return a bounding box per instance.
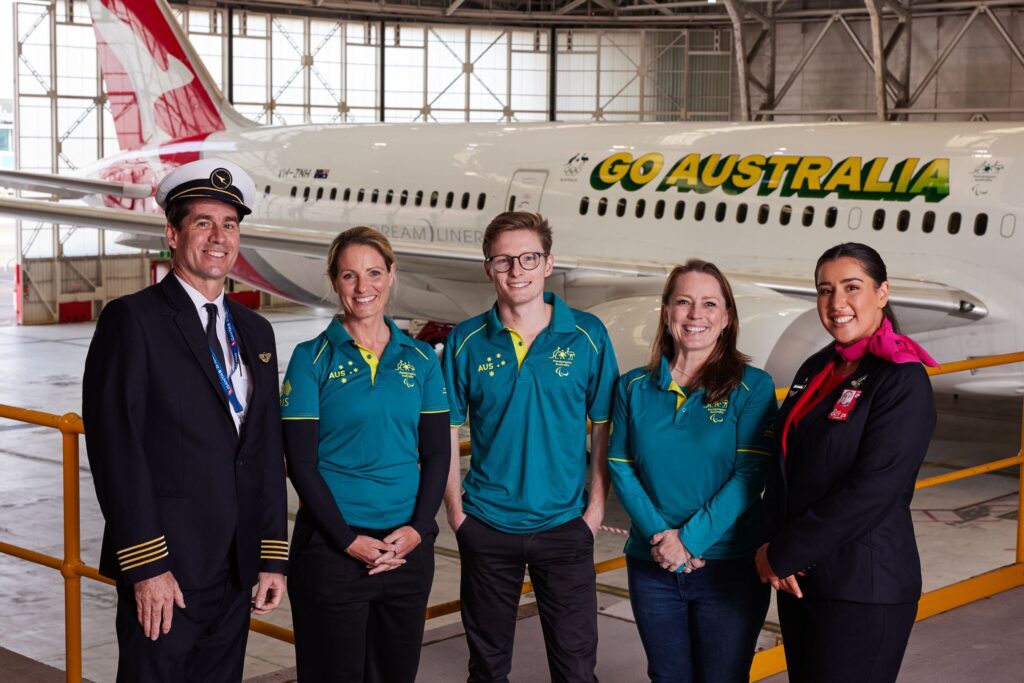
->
[175,274,251,432]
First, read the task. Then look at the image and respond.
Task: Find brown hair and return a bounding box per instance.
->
[482,212,553,258]
[326,226,396,290]
[814,242,899,333]
[646,260,749,404]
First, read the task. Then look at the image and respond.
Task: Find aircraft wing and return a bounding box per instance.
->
[0,170,151,200]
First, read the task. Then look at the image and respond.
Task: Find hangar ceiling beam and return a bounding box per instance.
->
[908,5,981,105]
[772,14,838,108]
[864,0,888,120]
[445,0,466,16]
[980,5,1024,70]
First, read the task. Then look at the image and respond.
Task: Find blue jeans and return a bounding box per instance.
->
[627,555,770,683]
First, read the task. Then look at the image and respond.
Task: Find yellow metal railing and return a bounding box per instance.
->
[1,349,1022,682]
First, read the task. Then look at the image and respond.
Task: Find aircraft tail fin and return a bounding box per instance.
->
[87,0,254,152]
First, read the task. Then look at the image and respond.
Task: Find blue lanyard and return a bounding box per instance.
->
[209,305,244,414]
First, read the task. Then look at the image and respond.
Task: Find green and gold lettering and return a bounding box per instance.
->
[657,153,702,192]
[590,153,633,190]
[622,153,664,192]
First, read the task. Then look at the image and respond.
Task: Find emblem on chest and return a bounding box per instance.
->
[550,346,575,377]
[477,354,508,377]
[706,400,729,423]
[397,359,417,388]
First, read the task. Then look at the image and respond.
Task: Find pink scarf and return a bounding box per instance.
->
[835,318,939,367]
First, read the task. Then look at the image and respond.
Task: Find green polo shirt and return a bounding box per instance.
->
[443,292,619,534]
[281,316,448,530]
[608,359,776,561]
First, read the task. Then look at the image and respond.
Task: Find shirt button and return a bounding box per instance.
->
[236,460,244,467]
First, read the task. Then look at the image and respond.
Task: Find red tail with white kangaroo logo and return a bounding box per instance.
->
[87,0,251,152]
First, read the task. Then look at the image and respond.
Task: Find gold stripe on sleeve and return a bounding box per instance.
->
[116,535,166,557]
[120,549,169,571]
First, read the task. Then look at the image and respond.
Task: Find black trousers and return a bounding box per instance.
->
[777,592,918,683]
[288,525,435,683]
[114,569,250,683]
[457,515,598,683]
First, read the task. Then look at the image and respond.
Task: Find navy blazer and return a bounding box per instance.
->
[763,346,936,604]
[83,274,289,589]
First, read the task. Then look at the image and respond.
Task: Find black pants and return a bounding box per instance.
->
[777,592,918,683]
[115,570,250,683]
[457,515,598,683]
[289,525,435,683]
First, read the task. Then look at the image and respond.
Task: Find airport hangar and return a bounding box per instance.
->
[1,1,1024,681]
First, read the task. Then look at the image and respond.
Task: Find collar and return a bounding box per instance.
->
[655,356,702,400]
[174,272,225,317]
[485,291,576,338]
[326,315,415,352]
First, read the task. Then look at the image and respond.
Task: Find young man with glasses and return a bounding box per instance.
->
[442,211,619,682]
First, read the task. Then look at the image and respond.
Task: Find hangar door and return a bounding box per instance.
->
[506,171,548,212]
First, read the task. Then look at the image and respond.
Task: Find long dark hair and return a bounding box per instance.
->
[814,242,899,333]
[646,260,749,404]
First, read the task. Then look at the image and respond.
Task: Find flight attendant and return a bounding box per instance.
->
[280,227,450,682]
[608,260,776,683]
[757,242,938,683]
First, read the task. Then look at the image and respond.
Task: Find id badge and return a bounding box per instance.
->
[827,389,862,422]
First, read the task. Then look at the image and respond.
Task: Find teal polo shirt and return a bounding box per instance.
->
[443,292,619,534]
[280,316,448,530]
[608,359,777,561]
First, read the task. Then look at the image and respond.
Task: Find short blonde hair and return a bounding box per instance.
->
[482,212,553,257]
[326,227,396,289]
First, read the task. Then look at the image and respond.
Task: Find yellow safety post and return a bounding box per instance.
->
[58,413,83,683]
[1018,399,1024,565]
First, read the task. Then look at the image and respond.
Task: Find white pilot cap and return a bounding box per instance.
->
[155,158,256,217]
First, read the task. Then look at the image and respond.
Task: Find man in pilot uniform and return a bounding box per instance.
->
[83,159,289,682]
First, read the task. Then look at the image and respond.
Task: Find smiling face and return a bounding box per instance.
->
[484,228,554,308]
[815,256,890,345]
[333,243,395,322]
[663,271,730,357]
[165,198,241,296]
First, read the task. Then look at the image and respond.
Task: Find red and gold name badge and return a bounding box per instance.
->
[827,389,863,422]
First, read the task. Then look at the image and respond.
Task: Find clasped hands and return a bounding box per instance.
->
[755,543,804,598]
[346,526,421,575]
[650,529,705,574]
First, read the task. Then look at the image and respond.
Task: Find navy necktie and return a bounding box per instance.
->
[204,303,227,370]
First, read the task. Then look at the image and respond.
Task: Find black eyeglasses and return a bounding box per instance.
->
[485,252,549,273]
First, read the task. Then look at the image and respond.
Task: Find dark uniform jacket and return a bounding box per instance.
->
[763,347,936,604]
[83,273,289,589]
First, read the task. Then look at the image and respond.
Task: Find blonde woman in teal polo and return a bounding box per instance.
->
[608,260,776,683]
[280,227,450,683]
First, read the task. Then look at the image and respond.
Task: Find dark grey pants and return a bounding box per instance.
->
[457,515,598,683]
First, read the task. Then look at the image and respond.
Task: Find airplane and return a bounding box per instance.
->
[0,0,1021,397]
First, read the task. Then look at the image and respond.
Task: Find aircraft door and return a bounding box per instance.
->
[506,171,549,212]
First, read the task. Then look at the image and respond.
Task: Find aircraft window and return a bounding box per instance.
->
[922,211,935,233]
[636,198,646,218]
[757,204,769,224]
[290,186,297,198]
[974,213,988,236]
[616,198,627,217]
[477,193,487,210]
[674,200,685,220]
[460,192,469,209]
[825,207,837,228]
[445,191,454,209]
[263,185,271,197]
[597,197,608,216]
[385,189,394,205]
[715,202,726,223]
[357,189,365,202]
[802,206,814,227]
[316,187,324,201]
[736,203,748,223]
[694,201,706,221]
[330,188,337,201]
[948,212,961,235]
[872,209,885,230]
[508,195,516,211]
[655,199,665,219]
[303,187,311,202]
[415,190,424,206]
[431,191,439,208]
[779,205,792,226]
[400,190,408,206]
[343,188,351,202]
[897,210,910,232]
[579,197,590,215]
[371,189,380,203]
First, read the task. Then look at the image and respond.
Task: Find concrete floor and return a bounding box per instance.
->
[0,301,1021,681]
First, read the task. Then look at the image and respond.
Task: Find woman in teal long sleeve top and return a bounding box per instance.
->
[608,260,777,683]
